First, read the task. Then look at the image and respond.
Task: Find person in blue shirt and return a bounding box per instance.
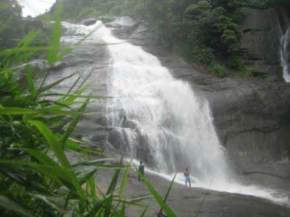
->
[184,167,191,188]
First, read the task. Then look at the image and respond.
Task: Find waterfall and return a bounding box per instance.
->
[281,26,290,83]
[106,31,232,187]
[62,20,289,204]
[17,0,56,17]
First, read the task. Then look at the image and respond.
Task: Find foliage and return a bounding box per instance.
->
[53,0,290,78]
[51,0,131,20]
[235,0,290,9]
[181,0,242,60]
[0,0,50,50]
[210,63,226,77]
[0,2,177,216]
[227,55,243,70]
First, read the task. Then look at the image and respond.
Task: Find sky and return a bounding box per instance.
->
[17,0,56,17]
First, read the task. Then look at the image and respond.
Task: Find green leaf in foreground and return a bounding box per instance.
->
[143,177,177,217]
[0,195,34,217]
[28,120,70,168]
[47,1,63,65]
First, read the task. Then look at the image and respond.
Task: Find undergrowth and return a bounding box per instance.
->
[0,2,176,217]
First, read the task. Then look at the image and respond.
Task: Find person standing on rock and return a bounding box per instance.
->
[184,168,191,188]
[138,161,145,181]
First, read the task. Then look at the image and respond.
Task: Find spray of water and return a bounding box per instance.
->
[281,27,290,83]
[62,20,289,205]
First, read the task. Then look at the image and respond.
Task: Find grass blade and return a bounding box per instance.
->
[61,97,90,147]
[143,177,177,217]
[47,1,63,65]
[106,168,121,195]
[119,165,130,200]
[0,195,34,217]
[28,120,70,168]
[25,68,36,98]
[159,174,176,215]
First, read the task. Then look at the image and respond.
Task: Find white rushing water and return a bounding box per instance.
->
[281,27,290,83]
[62,20,289,205]
[17,0,55,17]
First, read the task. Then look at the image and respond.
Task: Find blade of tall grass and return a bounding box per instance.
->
[159,174,176,215]
[143,177,177,217]
[61,97,90,147]
[85,195,112,217]
[103,193,113,217]
[79,168,97,185]
[0,107,39,115]
[30,194,63,213]
[25,68,36,98]
[88,176,97,201]
[66,75,81,96]
[20,148,59,167]
[47,2,63,65]
[119,165,129,200]
[115,195,151,207]
[0,47,48,58]
[0,3,9,9]
[28,120,70,168]
[71,158,115,167]
[0,195,34,217]
[0,106,80,116]
[43,92,105,99]
[38,72,78,94]
[106,168,121,195]
[0,160,82,196]
[139,204,149,217]
[17,31,39,48]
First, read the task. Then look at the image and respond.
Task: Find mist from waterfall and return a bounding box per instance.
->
[281,26,290,83]
[62,20,289,205]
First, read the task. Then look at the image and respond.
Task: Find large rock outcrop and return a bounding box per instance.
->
[56,16,290,190]
[112,18,290,184]
[240,8,282,77]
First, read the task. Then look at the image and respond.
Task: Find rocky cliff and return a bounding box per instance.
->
[240,6,290,79]
[110,14,290,187]
[54,10,290,191]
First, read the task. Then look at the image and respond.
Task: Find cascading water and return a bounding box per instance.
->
[106,31,232,187]
[17,0,56,17]
[62,20,289,204]
[281,26,290,83]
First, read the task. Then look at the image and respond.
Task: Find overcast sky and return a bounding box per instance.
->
[17,0,56,17]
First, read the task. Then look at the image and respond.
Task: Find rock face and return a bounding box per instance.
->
[47,38,111,149]
[57,14,290,193]
[96,169,290,217]
[81,18,97,26]
[240,8,282,77]
[111,18,290,186]
[49,17,290,215]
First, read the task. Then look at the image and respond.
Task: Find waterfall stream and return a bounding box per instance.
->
[17,0,56,17]
[62,20,289,205]
[281,26,290,83]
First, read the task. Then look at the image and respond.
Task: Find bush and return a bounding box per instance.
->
[0,3,177,217]
[192,46,215,65]
[239,66,253,77]
[211,63,226,77]
[227,55,243,70]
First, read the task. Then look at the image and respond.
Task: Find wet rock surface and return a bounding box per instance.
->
[57,18,290,215]
[96,170,290,217]
[113,21,290,166]
[110,19,290,200]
